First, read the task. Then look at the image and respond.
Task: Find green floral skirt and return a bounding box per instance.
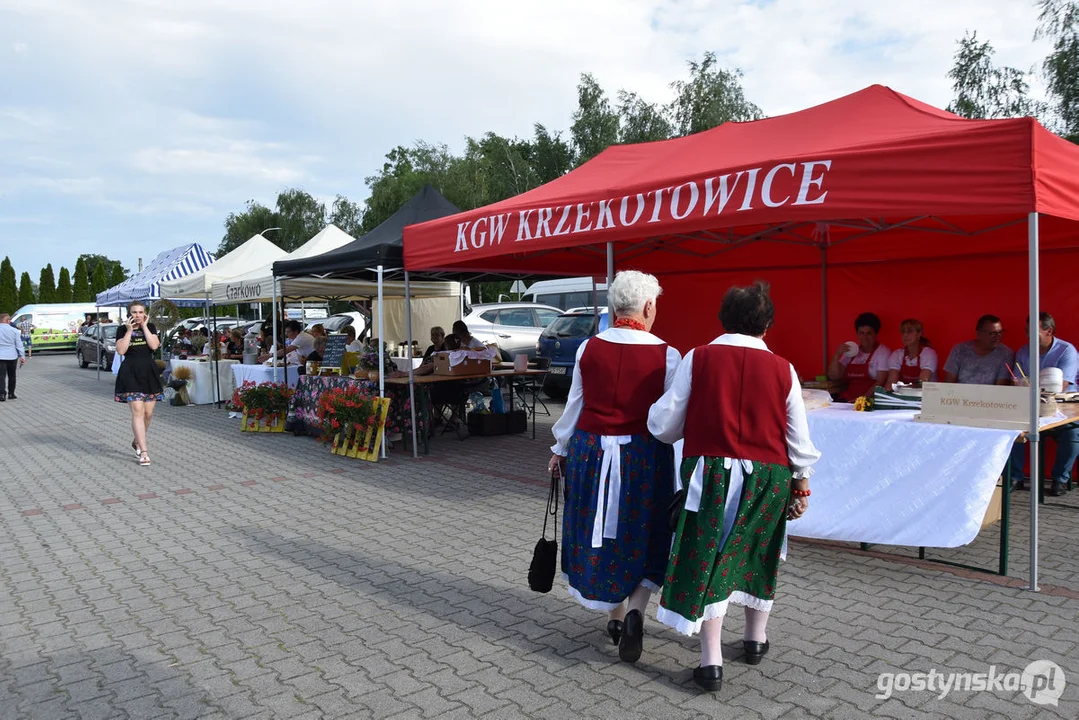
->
[657,456,792,636]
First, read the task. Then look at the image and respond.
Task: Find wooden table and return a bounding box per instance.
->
[386,369,549,452]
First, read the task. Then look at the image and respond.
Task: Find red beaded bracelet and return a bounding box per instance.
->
[791,488,811,497]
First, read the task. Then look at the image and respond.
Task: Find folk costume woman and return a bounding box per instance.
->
[548,271,681,664]
[114,302,164,466]
[648,282,820,692]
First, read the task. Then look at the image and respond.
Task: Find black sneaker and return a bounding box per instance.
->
[1048,482,1069,497]
[7,394,15,400]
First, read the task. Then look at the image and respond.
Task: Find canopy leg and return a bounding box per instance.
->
[404,271,418,459]
[1027,212,1040,592]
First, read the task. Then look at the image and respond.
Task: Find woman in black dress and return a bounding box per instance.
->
[114,302,163,466]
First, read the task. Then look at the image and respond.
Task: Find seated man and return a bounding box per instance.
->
[943,314,1014,385]
[827,312,890,402]
[1009,312,1079,496]
[258,320,314,364]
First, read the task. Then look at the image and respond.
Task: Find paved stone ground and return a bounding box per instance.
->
[1,355,1077,719]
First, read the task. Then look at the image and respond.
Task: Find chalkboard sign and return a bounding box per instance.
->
[320,333,349,370]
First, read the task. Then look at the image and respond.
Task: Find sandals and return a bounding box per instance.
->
[131,440,140,458]
[138,451,151,466]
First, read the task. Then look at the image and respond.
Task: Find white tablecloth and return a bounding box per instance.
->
[675,407,1021,548]
[231,364,301,390]
[171,359,239,405]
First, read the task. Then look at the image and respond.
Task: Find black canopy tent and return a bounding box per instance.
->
[273,185,462,277]
[272,185,464,458]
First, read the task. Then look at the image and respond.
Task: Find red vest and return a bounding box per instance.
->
[683,344,792,466]
[577,338,667,436]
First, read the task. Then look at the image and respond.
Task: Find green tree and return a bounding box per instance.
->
[529,124,574,183]
[361,142,461,233]
[108,264,126,288]
[617,90,673,144]
[38,264,56,303]
[78,254,126,284]
[668,52,764,136]
[91,263,108,295]
[570,73,620,164]
[328,195,364,237]
[275,188,328,251]
[56,266,73,302]
[220,200,278,255]
[946,31,1043,119]
[0,257,17,313]
[218,189,346,254]
[18,272,35,307]
[1036,0,1079,141]
[72,257,92,301]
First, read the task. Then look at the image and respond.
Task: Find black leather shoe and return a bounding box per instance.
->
[743,640,770,665]
[606,619,624,646]
[1048,482,1068,497]
[618,610,643,663]
[693,665,723,691]
[7,394,15,400]
[0,395,6,402]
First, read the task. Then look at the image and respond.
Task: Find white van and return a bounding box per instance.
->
[521,277,607,311]
[11,303,121,351]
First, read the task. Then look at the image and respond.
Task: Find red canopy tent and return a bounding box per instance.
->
[405,84,1079,356]
[403,84,1079,587]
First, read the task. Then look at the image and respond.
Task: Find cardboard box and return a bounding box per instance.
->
[433,352,492,377]
[981,483,1003,529]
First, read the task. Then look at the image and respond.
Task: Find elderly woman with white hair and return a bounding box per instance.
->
[548,270,682,664]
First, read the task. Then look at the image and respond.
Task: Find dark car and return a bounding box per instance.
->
[536,310,609,399]
[76,323,119,369]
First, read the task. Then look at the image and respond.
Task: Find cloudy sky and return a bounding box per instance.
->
[0,0,1052,284]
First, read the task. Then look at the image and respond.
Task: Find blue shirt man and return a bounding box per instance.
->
[1015,337,1078,391]
[1011,313,1078,496]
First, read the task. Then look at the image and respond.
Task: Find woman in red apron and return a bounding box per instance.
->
[828,312,889,402]
[884,319,938,391]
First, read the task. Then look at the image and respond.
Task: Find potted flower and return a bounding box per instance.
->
[237,381,294,432]
[316,385,388,459]
[358,342,394,382]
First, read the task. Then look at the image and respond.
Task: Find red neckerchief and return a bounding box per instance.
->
[614,317,647,332]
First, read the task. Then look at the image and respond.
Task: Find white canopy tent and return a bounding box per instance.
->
[159,234,286,300]
[210,225,356,304]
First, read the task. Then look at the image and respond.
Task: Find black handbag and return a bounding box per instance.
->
[667,487,687,533]
[528,467,560,593]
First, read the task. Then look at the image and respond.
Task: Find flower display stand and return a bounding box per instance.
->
[241,411,285,433]
[330,397,391,461]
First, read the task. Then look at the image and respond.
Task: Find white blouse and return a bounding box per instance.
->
[647,333,821,479]
[550,328,683,456]
[887,346,938,379]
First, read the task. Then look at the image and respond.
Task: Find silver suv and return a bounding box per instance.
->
[462,303,563,359]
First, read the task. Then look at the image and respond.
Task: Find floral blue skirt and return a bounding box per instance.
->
[561,429,675,610]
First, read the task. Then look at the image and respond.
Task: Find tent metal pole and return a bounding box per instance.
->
[271,278,279,384]
[606,242,615,320]
[377,265,386,459]
[1027,212,1041,592]
[821,246,829,372]
[95,305,101,382]
[404,270,418,459]
[211,295,221,407]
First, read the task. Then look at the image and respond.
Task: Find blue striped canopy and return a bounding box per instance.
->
[96,243,215,307]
